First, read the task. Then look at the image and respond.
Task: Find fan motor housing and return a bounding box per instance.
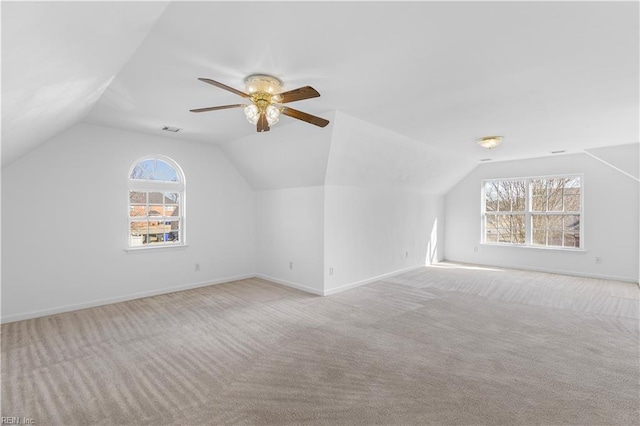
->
[245,74,282,96]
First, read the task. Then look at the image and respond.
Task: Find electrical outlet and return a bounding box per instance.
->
[329,267,334,276]
[194,263,200,272]
[595,257,602,264]
[289,261,293,270]
[474,246,478,252]
[405,251,409,258]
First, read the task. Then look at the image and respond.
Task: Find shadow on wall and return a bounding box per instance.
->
[426,218,438,265]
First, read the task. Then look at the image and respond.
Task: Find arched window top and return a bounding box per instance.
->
[130,157,183,183]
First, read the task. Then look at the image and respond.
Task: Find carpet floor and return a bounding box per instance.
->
[2,262,639,425]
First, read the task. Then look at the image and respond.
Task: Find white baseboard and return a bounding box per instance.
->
[254,274,324,296]
[323,264,426,296]
[0,273,255,324]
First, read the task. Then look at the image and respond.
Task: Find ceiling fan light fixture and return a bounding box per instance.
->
[243,104,259,124]
[191,75,329,132]
[476,136,504,149]
[266,105,281,125]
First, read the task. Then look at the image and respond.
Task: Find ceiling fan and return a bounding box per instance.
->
[190,74,330,133]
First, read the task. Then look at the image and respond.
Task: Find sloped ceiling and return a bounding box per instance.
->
[2,1,638,191]
[1,1,169,167]
[326,112,476,194]
[584,144,640,181]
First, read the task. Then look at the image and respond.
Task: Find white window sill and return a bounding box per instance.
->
[480,243,586,253]
[125,244,188,253]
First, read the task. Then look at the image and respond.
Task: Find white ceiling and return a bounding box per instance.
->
[3,1,638,188]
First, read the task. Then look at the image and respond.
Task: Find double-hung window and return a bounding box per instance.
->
[128,157,185,248]
[482,175,582,249]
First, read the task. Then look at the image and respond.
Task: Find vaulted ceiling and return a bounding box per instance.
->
[3,1,638,191]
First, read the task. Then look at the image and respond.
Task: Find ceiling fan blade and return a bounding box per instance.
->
[197,78,250,98]
[257,112,270,132]
[278,86,321,103]
[190,104,245,113]
[281,107,329,127]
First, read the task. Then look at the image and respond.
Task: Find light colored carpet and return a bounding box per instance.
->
[2,262,639,425]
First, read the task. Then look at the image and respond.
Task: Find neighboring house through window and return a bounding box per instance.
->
[128,156,185,248]
[482,175,582,249]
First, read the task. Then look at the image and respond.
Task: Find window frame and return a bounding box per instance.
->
[480,174,584,250]
[127,155,186,251]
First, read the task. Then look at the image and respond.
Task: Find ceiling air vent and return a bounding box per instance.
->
[551,150,566,154]
[479,158,492,162]
[161,126,181,133]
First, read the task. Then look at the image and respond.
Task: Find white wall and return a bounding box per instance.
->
[254,186,325,295]
[324,185,444,294]
[1,123,255,322]
[444,153,639,282]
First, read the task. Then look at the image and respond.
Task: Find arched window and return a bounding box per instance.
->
[128,156,185,248]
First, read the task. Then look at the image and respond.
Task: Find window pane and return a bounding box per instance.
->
[497,182,511,211]
[149,192,164,204]
[513,215,525,242]
[486,214,497,229]
[165,192,180,204]
[497,215,511,230]
[547,215,563,230]
[547,230,563,246]
[130,205,146,217]
[485,214,497,242]
[512,182,526,212]
[148,205,163,217]
[166,231,180,243]
[498,228,511,243]
[153,160,179,182]
[164,205,179,217]
[129,191,146,204]
[531,180,546,198]
[130,159,180,182]
[563,194,580,212]
[531,195,545,212]
[533,229,546,246]
[564,215,580,231]
[546,179,564,212]
[565,176,581,190]
[485,182,498,212]
[532,215,546,229]
[547,193,563,211]
[130,160,154,180]
[563,232,579,248]
[130,221,148,245]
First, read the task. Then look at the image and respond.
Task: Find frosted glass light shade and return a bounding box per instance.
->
[243,105,259,124]
[476,136,503,149]
[266,105,281,125]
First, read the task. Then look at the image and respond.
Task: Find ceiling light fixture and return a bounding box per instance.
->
[476,135,503,149]
[243,75,282,126]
